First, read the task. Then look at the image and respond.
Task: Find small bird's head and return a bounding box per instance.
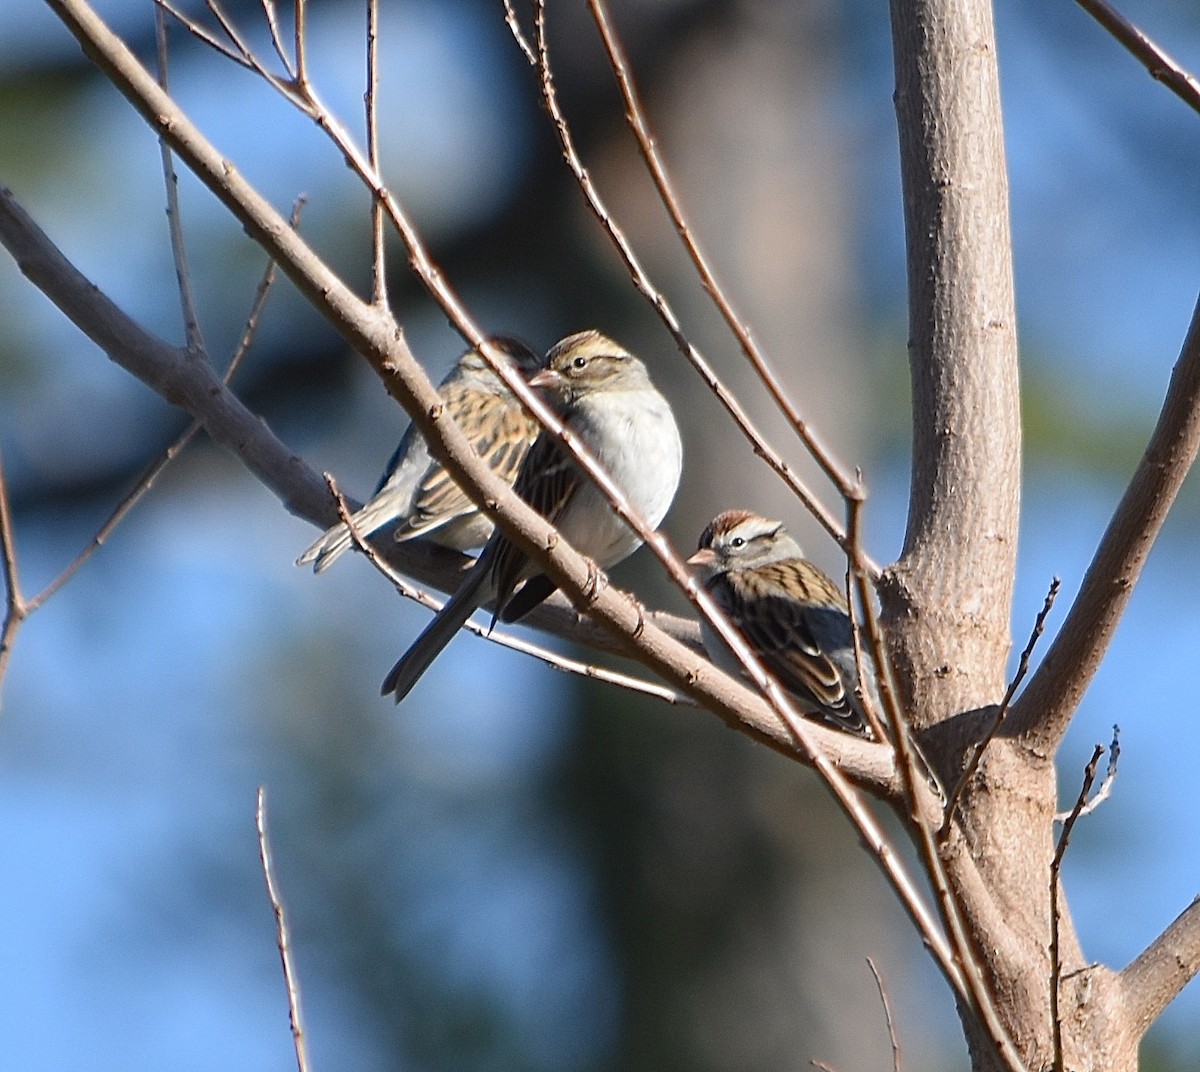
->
[531,330,651,402]
[457,336,544,383]
[688,510,804,577]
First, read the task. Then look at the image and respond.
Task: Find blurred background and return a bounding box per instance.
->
[1,0,1198,1069]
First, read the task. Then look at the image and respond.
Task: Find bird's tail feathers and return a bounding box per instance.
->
[296,497,408,573]
[381,562,492,702]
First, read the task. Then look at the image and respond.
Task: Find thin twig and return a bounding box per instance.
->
[154,9,206,354]
[256,787,311,1072]
[366,0,387,308]
[0,196,294,689]
[1050,743,1106,1072]
[259,0,294,77]
[293,0,308,89]
[586,0,862,504]
[204,0,265,71]
[0,456,27,693]
[229,195,305,377]
[1054,725,1120,822]
[1073,0,1200,117]
[942,577,1061,836]
[326,475,695,706]
[153,0,249,67]
[530,0,874,572]
[500,0,536,67]
[867,957,902,1072]
[844,494,889,743]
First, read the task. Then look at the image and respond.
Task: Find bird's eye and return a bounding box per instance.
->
[572,355,588,370]
[730,536,745,548]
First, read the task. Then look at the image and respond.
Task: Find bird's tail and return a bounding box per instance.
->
[296,497,407,573]
[381,560,493,702]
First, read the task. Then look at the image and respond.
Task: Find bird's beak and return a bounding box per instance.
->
[528,368,566,390]
[687,548,717,570]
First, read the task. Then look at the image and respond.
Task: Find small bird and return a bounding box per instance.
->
[688,509,872,737]
[297,337,543,572]
[382,329,683,702]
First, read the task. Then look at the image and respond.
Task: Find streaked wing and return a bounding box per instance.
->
[488,432,578,610]
[396,391,538,542]
[719,561,855,716]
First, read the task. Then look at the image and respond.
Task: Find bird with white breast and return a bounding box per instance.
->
[382,329,683,702]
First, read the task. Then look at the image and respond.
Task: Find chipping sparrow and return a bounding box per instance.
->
[382,329,683,701]
[688,509,872,737]
[297,337,543,572]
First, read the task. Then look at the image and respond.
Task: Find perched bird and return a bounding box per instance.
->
[688,509,872,737]
[297,337,543,572]
[382,329,683,702]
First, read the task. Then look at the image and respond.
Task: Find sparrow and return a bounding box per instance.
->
[688,509,872,737]
[382,329,683,702]
[297,337,543,572]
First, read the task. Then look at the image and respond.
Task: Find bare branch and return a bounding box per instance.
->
[1011,291,1200,748]
[530,1,870,569]
[0,456,27,693]
[1073,0,1200,117]
[153,0,250,69]
[259,0,295,77]
[1050,744,1105,1072]
[293,0,308,90]
[330,475,695,706]
[154,10,206,353]
[0,188,292,703]
[867,957,902,1072]
[585,0,864,505]
[256,787,311,1072]
[1053,725,1120,822]
[1120,893,1200,1038]
[501,0,536,67]
[366,0,387,308]
[942,577,1060,835]
[851,501,1026,1071]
